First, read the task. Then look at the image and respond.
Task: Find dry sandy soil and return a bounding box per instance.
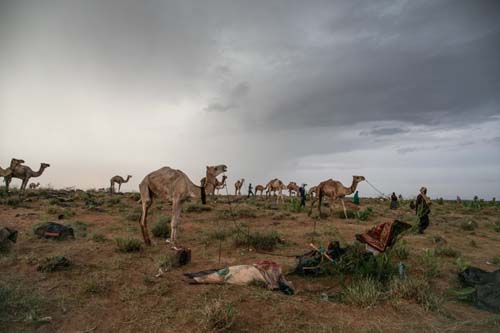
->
[1,189,500,332]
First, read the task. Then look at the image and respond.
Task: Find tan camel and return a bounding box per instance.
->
[234,178,245,196]
[215,175,227,195]
[0,159,23,180]
[138,164,227,245]
[287,182,300,196]
[5,161,50,193]
[201,174,227,195]
[110,175,132,193]
[255,185,265,196]
[29,182,40,189]
[308,176,365,219]
[265,178,286,203]
[308,186,318,199]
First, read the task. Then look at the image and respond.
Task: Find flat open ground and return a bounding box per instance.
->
[1,189,500,332]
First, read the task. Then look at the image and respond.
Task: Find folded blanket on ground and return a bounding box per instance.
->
[184,260,294,295]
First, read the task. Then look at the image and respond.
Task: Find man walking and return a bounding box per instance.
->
[416,187,431,234]
[247,183,254,197]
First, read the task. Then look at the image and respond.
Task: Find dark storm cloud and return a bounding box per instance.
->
[360,127,410,136]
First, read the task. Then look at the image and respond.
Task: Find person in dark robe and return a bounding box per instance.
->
[390,192,399,209]
[416,187,431,234]
[247,183,254,197]
[299,184,307,208]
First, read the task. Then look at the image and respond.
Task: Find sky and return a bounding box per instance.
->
[1,0,499,199]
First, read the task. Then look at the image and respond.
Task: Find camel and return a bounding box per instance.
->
[287,182,300,197]
[110,175,132,193]
[308,176,365,219]
[215,175,227,195]
[0,159,24,180]
[234,178,245,196]
[29,182,40,189]
[265,178,286,203]
[255,185,265,196]
[308,186,318,199]
[138,164,227,245]
[4,161,50,193]
[201,175,227,195]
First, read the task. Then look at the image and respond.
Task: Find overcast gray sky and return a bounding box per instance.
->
[1,0,499,199]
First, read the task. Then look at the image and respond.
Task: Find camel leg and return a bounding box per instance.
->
[139,183,152,245]
[341,199,348,219]
[118,183,122,192]
[20,178,29,194]
[110,181,114,194]
[170,197,181,245]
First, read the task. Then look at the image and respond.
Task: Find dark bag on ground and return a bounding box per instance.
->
[458,267,500,314]
[34,223,75,240]
[0,227,18,244]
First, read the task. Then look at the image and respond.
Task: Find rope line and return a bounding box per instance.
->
[365,179,389,198]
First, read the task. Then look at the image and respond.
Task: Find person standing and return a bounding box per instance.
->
[353,190,360,205]
[247,183,254,197]
[416,187,431,234]
[299,184,307,208]
[390,192,399,209]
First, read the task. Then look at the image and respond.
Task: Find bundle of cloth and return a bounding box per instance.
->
[355,219,411,253]
[456,267,500,313]
[184,260,294,295]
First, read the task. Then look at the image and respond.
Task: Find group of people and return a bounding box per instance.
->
[247,182,432,235]
[389,188,432,234]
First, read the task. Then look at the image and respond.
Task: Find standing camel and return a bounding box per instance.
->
[255,185,265,196]
[215,175,227,195]
[201,175,227,195]
[287,182,300,197]
[4,161,50,193]
[265,178,286,203]
[110,175,132,193]
[308,186,318,199]
[1,159,24,183]
[138,164,227,245]
[29,182,40,189]
[308,176,365,219]
[234,178,245,196]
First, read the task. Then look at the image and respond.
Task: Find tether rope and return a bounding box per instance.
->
[365,179,389,198]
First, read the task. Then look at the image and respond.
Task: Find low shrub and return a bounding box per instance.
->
[183,203,212,213]
[342,278,383,308]
[389,277,443,311]
[217,207,257,219]
[115,238,142,252]
[0,283,48,322]
[460,219,477,231]
[355,207,373,221]
[125,210,142,222]
[435,247,461,258]
[84,273,112,294]
[199,299,237,331]
[37,256,72,272]
[151,216,171,238]
[421,250,440,278]
[436,198,444,205]
[391,239,410,260]
[233,230,283,251]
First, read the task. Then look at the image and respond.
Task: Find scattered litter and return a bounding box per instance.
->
[183,260,294,295]
[34,222,75,240]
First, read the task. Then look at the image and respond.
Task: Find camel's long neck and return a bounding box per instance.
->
[124,176,131,183]
[347,180,359,195]
[32,166,47,177]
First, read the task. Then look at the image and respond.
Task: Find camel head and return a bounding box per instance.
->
[127,175,132,180]
[353,175,365,183]
[206,164,228,178]
[41,163,51,169]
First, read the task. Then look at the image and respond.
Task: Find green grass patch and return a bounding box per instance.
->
[233,230,283,251]
[0,283,49,323]
[151,216,171,238]
[115,238,142,252]
[341,278,383,308]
